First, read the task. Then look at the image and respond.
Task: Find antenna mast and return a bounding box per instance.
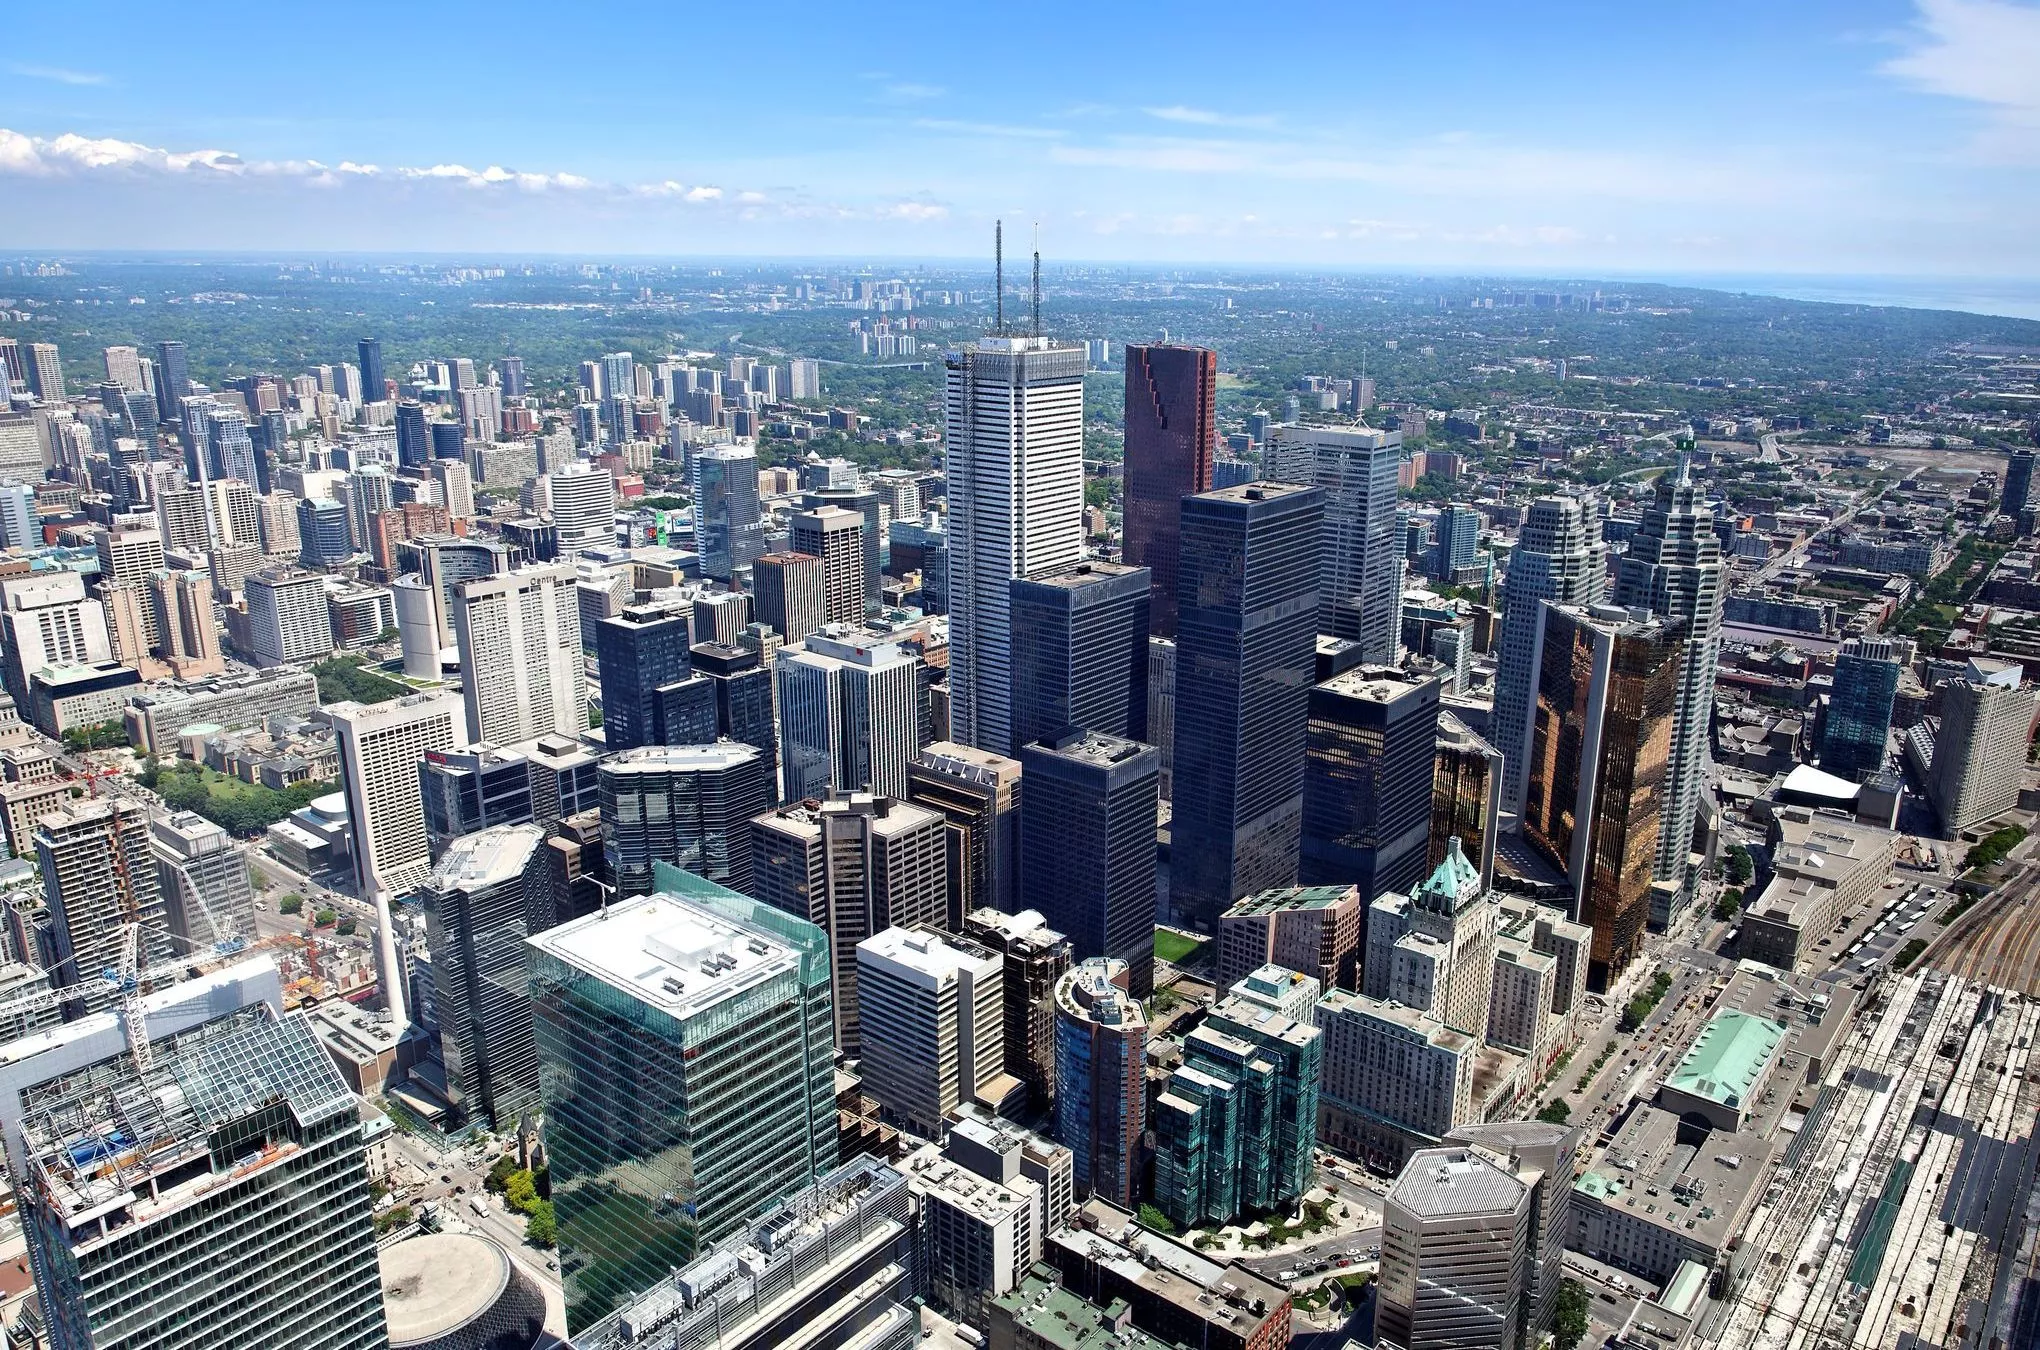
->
[994,220,1004,336]
[1031,222,1042,339]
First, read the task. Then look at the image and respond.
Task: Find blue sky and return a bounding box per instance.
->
[3,0,2038,277]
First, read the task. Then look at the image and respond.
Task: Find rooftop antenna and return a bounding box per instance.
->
[994,220,1004,336]
[1031,222,1042,339]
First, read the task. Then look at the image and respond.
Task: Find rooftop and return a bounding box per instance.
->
[1572,1104,1775,1252]
[378,1233,511,1343]
[1221,884,1358,917]
[428,823,543,895]
[528,890,801,1019]
[993,1267,1170,1350]
[1388,1146,1528,1220]
[858,926,1000,986]
[601,742,761,773]
[1025,726,1155,768]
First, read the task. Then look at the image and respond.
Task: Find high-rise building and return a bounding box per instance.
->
[527,878,835,1333]
[1493,496,1605,816]
[749,794,948,1055]
[691,640,779,794]
[1376,1145,1535,1350]
[806,484,884,608]
[775,631,922,801]
[430,419,466,463]
[149,809,254,953]
[1148,637,1176,798]
[790,506,868,626]
[946,336,1087,754]
[1009,561,1151,752]
[1364,837,1499,1039]
[431,456,475,519]
[1431,502,1483,579]
[395,400,431,469]
[905,1116,1071,1326]
[1216,884,1363,994]
[0,572,113,711]
[754,550,828,643]
[421,742,538,854]
[242,566,336,667]
[1822,636,1906,782]
[1170,482,1324,932]
[1612,461,1725,919]
[961,907,1073,1111]
[692,445,765,583]
[1301,666,1442,902]
[1430,709,1503,887]
[592,603,693,752]
[452,563,588,745]
[1520,604,1682,990]
[2007,447,2036,527]
[154,339,191,422]
[855,925,1008,1134]
[94,524,166,650]
[601,743,770,898]
[496,355,527,398]
[1316,988,1476,1172]
[7,968,389,1350]
[356,337,385,403]
[34,797,170,995]
[101,344,144,391]
[1019,728,1161,998]
[908,740,1023,923]
[423,822,547,1129]
[1122,344,1216,637]
[296,497,353,565]
[1927,657,2037,837]
[331,691,468,897]
[1268,425,1402,660]
[547,460,618,558]
[1444,1121,1581,1342]
[1053,958,1147,1208]
[25,342,63,401]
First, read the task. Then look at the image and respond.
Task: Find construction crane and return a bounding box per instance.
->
[0,926,249,1075]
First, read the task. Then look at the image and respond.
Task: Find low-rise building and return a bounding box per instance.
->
[1216,884,1363,994]
[1740,805,1898,969]
[1570,1105,1776,1286]
[1047,1198,1290,1350]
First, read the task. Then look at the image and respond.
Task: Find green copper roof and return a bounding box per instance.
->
[1666,1010,1786,1109]
[1414,835,1483,912]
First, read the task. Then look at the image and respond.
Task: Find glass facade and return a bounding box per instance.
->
[1300,667,1442,903]
[594,608,693,752]
[424,823,547,1129]
[529,865,836,1335]
[1009,561,1152,754]
[1822,640,1902,782]
[1122,344,1217,637]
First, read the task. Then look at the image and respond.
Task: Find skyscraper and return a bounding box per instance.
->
[296,497,353,565]
[527,878,835,1332]
[331,691,469,897]
[1053,958,1147,1209]
[1301,666,1442,902]
[1268,425,1402,660]
[749,794,949,1055]
[1376,1145,1535,1350]
[691,640,780,794]
[855,925,1008,1135]
[961,907,1073,1110]
[243,566,335,667]
[1122,343,1216,637]
[1493,495,1606,816]
[149,809,255,953]
[1020,729,1161,997]
[2007,447,2036,527]
[601,743,771,898]
[946,336,1087,754]
[1170,482,1324,931]
[154,339,191,422]
[1430,709,1503,887]
[26,342,63,401]
[1927,657,2036,837]
[593,603,693,752]
[775,632,922,801]
[753,550,827,644]
[547,460,617,558]
[790,506,868,625]
[357,337,385,403]
[423,822,547,1129]
[692,444,765,583]
[1431,502,1483,579]
[909,740,1023,922]
[452,563,588,745]
[1612,459,1725,920]
[1520,604,1682,990]
[1822,635,1906,782]
[1009,561,1151,752]
[34,797,171,995]
[430,419,466,463]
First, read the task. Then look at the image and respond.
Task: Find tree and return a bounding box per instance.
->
[525,1199,557,1248]
[505,1169,539,1214]
[1553,1279,1591,1350]
[588,704,604,728]
[279,895,303,916]
[337,916,358,937]
[1135,1203,1177,1235]
[314,908,338,927]
[375,1205,414,1236]
[1713,888,1743,923]
[1536,1098,1572,1125]
[487,1154,520,1193]
[1724,846,1754,886]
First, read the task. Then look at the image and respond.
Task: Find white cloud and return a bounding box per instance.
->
[1142,105,1278,130]
[883,82,946,101]
[7,64,109,86]
[1882,0,2040,157]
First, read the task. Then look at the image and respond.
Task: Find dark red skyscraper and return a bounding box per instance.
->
[1122,343,1217,636]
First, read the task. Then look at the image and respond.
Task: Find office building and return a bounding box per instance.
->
[909,740,1023,922]
[1739,805,1898,970]
[423,823,546,1129]
[1928,657,2036,836]
[394,400,431,468]
[331,691,468,897]
[775,631,922,801]
[420,742,538,855]
[1216,883,1363,994]
[34,797,171,995]
[1019,729,1161,998]
[1431,709,1503,888]
[906,1116,1073,1325]
[101,343,144,391]
[25,342,62,401]
[149,809,254,954]
[2008,447,2036,526]
[0,572,112,711]
[547,460,617,558]
[1493,495,1606,815]
[430,419,466,463]
[1053,959,1146,1208]
[1612,461,1725,918]
[601,743,770,898]
[1821,635,1906,782]
[1432,502,1483,578]
[962,908,1072,1111]
[1376,1145,1535,1350]
[153,569,226,678]
[856,925,1010,1134]
[1148,637,1175,798]
[1170,482,1325,931]
[946,336,1087,754]
[790,506,868,626]
[1151,982,1322,1229]
[153,338,191,421]
[691,641,779,794]
[1301,665,1442,902]
[296,496,353,565]
[1521,604,1682,990]
[592,602,692,752]
[10,976,389,1350]
[1009,562,1150,752]
[754,550,827,643]
[1122,343,1217,637]
[527,879,836,1332]
[431,456,475,519]
[122,666,321,756]
[242,566,335,667]
[94,524,166,650]
[452,563,588,745]
[1268,425,1402,660]
[807,484,884,607]
[749,794,948,1056]
[692,444,765,583]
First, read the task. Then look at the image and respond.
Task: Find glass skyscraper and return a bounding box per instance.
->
[356,336,385,403]
[424,822,548,1130]
[528,867,835,1334]
[1009,560,1151,753]
[1122,343,1216,637]
[1822,636,1905,782]
[593,604,694,751]
[692,445,766,584]
[1300,666,1443,903]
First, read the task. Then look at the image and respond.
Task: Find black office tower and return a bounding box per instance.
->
[358,337,386,404]
[154,340,191,422]
[1009,561,1151,752]
[692,641,780,798]
[593,605,692,751]
[431,420,466,462]
[2007,448,2036,533]
[395,401,431,469]
[1300,665,1442,902]
[1020,728,1161,997]
[1170,481,1324,932]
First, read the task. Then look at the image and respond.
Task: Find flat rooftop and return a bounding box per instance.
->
[529,891,800,1019]
[1390,1146,1528,1220]
[378,1232,511,1342]
[1573,1104,1775,1253]
[1222,885,1357,917]
[429,823,543,894]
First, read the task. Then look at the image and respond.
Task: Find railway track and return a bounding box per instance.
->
[1929,868,2040,993]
